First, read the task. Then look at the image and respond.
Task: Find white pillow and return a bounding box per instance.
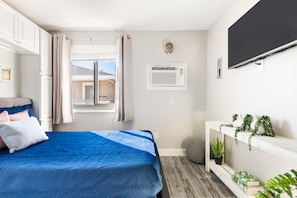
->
[0,111,10,150]
[0,116,48,153]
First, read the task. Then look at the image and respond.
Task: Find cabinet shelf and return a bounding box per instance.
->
[209,160,252,198]
[207,121,297,165]
[205,121,297,197]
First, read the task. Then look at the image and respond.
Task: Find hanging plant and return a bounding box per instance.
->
[248,115,275,150]
[220,114,275,151]
[232,114,238,122]
[219,114,238,132]
[234,114,253,144]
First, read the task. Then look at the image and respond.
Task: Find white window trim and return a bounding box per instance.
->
[71,37,117,112]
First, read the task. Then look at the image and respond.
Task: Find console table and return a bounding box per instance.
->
[205,121,297,197]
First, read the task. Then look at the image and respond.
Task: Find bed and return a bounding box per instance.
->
[0,98,169,198]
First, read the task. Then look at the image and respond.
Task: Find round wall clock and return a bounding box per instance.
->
[163,42,174,54]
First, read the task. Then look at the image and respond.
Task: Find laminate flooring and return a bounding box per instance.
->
[159,156,236,198]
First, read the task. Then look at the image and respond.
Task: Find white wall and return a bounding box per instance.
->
[207,0,297,182]
[55,30,207,149]
[0,46,20,97]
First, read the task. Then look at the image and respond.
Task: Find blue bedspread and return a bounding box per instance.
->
[0,130,162,198]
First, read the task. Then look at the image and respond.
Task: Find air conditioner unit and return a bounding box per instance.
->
[147,63,187,90]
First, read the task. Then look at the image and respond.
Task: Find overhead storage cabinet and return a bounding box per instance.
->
[0,1,15,43]
[0,0,39,54]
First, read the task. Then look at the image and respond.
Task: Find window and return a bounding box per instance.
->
[72,59,116,110]
[70,35,117,111]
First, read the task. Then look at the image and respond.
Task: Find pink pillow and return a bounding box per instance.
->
[0,111,10,123]
[0,111,10,150]
[9,109,29,121]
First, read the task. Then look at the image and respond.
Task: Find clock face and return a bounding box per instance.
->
[166,43,173,50]
[164,42,174,54]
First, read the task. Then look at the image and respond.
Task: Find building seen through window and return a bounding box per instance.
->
[72,59,116,106]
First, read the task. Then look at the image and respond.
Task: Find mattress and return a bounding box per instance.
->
[0,130,162,198]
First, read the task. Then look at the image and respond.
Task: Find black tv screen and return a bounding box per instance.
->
[228,0,297,69]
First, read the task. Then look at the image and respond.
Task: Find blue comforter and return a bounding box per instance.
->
[0,130,162,198]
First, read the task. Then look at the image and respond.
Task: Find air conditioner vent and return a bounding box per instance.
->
[147,63,187,90]
[152,66,178,71]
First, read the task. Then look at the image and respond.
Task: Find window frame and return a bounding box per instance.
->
[72,59,116,112]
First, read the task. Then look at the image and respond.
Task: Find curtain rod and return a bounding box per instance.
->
[66,35,131,40]
[66,36,118,41]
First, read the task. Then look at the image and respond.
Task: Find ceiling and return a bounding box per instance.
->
[3,0,233,31]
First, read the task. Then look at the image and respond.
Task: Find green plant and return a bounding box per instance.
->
[219,114,237,132]
[221,114,275,151]
[248,115,275,150]
[255,169,297,198]
[234,114,253,144]
[211,137,225,158]
[232,114,238,122]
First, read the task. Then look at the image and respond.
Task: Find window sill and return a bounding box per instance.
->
[73,109,115,113]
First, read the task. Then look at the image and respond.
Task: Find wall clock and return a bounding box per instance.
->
[163,42,174,54]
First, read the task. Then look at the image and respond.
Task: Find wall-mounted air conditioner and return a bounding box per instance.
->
[147,63,187,90]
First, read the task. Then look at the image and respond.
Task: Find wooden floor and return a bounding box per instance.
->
[159,156,236,198]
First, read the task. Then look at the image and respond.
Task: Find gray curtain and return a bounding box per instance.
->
[115,33,133,121]
[52,34,73,124]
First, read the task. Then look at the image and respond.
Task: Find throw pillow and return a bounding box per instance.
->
[0,111,10,150]
[9,109,29,121]
[0,116,49,153]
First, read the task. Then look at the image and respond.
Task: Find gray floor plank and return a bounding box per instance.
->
[160,156,236,198]
[162,160,188,197]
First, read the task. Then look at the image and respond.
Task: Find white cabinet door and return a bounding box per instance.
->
[40,118,53,131]
[39,29,53,131]
[40,75,52,119]
[0,1,39,54]
[40,30,52,75]
[17,15,39,54]
[0,1,16,42]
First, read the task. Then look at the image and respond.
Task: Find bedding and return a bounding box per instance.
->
[0,103,34,116]
[0,116,49,153]
[8,109,30,121]
[0,111,10,149]
[0,98,34,151]
[0,130,163,198]
[0,110,10,123]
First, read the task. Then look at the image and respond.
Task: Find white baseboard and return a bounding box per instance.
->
[158,148,186,156]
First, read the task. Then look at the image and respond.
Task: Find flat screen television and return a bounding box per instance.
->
[228,0,297,69]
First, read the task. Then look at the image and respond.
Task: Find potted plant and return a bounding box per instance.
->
[211,137,225,165]
[220,114,275,151]
[255,169,297,198]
